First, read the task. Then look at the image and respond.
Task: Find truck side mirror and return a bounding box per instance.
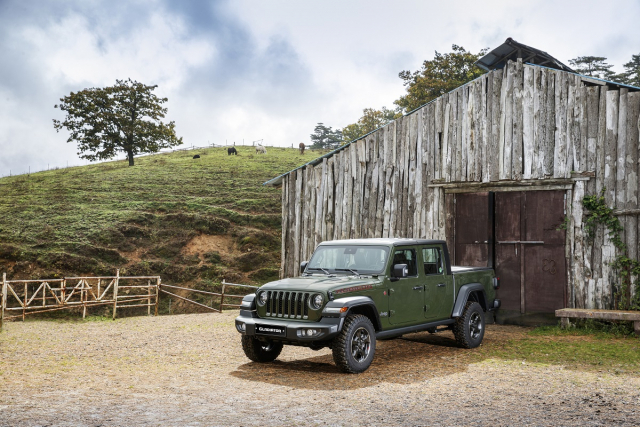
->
[300,261,309,274]
[392,263,408,279]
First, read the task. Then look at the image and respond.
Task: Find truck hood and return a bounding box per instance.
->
[259,275,383,293]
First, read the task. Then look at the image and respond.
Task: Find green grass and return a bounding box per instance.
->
[482,324,640,374]
[0,146,318,293]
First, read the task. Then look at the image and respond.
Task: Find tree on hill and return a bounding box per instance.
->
[568,56,615,80]
[342,107,400,142]
[394,45,488,113]
[53,79,182,166]
[310,123,343,149]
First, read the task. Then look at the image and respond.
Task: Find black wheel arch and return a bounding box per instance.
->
[323,296,382,331]
[451,283,489,317]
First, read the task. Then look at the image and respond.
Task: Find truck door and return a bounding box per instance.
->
[388,247,423,325]
[421,246,454,321]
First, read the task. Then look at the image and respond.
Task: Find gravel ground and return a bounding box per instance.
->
[0,312,639,426]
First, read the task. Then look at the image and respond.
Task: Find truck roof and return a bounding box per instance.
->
[318,238,446,247]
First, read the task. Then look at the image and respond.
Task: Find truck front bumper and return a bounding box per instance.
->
[235,313,343,343]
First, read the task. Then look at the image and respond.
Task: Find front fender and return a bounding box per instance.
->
[322,296,381,330]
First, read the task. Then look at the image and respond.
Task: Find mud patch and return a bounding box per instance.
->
[182,234,238,258]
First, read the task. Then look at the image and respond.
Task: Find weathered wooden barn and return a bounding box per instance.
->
[266,39,640,323]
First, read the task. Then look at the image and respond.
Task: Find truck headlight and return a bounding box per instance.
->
[257,291,267,306]
[310,294,324,309]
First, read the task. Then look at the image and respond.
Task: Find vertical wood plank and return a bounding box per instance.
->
[490,70,502,182]
[383,122,394,237]
[481,75,489,183]
[461,85,469,181]
[523,65,534,179]
[442,95,452,182]
[554,71,568,178]
[333,151,343,240]
[280,176,288,278]
[544,70,556,177]
[325,157,335,241]
[586,86,600,195]
[512,58,524,180]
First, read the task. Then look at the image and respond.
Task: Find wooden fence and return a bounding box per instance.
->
[0,272,257,331]
[159,280,258,313]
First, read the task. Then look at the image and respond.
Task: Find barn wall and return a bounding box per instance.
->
[280,59,640,310]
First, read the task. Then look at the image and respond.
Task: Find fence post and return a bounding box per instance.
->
[220,281,226,312]
[112,269,120,320]
[82,280,87,319]
[147,280,151,316]
[154,277,160,316]
[1,273,6,331]
[22,282,27,321]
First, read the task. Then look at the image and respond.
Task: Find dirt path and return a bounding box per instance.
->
[1,312,639,426]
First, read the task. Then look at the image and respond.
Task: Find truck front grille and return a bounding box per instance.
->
[265,291,310,319]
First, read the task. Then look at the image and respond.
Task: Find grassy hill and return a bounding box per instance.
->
[0,146,314,292]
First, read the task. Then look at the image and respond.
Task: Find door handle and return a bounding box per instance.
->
[413,286,422,290]
[437,283,446,287]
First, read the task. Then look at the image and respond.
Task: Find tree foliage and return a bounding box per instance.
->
[619,54,640,87]
[53,79,182,166]
[568,56,615,80]
[309,123,343,150]
[342,107,400,142]
[394,45,488,112]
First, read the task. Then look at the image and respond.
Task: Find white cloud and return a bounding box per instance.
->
[0,0,639,177]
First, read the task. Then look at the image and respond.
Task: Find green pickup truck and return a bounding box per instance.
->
[236,238,500,373]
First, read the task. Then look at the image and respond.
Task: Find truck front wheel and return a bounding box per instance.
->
[332,314,376,374]
[453,301,485,349]
[241,336,283,362]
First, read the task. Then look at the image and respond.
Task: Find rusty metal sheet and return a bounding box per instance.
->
[523,244,566,312]
[453,192,492,267]
[495,192,522,311]
[524,191,566,245]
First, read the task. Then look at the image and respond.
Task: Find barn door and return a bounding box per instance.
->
[495,191,566,314]
[450,192,494,267]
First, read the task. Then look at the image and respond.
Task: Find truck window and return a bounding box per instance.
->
[422,247,443,275]
[392,249,417,277]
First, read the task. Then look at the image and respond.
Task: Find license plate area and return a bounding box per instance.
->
[255,324,286,337]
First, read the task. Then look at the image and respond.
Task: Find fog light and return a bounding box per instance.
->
[237,322,246,332]
[307,328,313,336]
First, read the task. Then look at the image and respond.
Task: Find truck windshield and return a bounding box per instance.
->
[307,245,389,275]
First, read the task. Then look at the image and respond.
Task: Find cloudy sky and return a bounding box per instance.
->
[1,0,639,176]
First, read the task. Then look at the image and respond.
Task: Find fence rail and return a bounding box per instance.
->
[0,273,257,331]
[158,280,258,313]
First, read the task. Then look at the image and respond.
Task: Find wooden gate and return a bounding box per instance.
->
[451,190,567,319]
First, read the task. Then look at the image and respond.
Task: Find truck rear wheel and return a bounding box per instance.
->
[453,301,485,349]
[241,336,283,362]
[332,314,376,374]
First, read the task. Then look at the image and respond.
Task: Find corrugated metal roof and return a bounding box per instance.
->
[476,37,574,73]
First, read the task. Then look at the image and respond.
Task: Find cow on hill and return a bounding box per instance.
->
[256,145,267,154]
[228,147,238,155]
[299,142,305,155]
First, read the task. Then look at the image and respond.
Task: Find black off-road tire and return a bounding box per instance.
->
[332,314,376,374]
[241,336,283,362]
[453,301,485,349]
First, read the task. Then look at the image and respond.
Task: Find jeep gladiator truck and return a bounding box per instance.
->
[236,238,500,373]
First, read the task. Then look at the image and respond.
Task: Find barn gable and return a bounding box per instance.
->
[270,42,640,322]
